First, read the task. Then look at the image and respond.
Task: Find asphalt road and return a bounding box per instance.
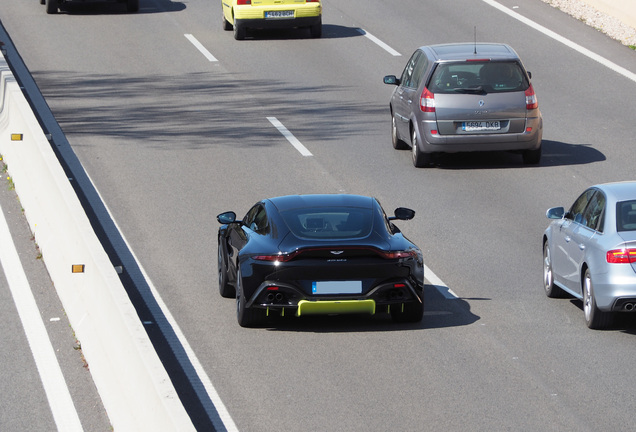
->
[1,0,636,430]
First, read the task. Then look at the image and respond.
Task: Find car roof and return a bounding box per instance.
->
[422,43,520,61]
[594,181,636,202]
[267,194,375,212]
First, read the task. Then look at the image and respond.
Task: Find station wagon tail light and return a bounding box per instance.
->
[420,87,435,112]
[525,84,538,110]
[606,248,636,264]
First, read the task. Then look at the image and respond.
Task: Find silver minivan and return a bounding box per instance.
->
[384,43,542,167]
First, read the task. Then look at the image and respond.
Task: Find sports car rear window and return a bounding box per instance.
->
[617,200,636,232]
[280,207,373,239]
[429,61,528,94]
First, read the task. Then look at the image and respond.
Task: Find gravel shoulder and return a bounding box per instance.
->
[542,0,636,47]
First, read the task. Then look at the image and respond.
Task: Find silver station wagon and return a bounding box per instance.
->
[384,43,543,167]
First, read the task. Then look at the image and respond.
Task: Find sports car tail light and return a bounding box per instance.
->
[525,84,538,110]
[420,87,435,112]
[378,250,418,259]
[253,247,416,262]
[253,251,300,262]
[606,248,636,264]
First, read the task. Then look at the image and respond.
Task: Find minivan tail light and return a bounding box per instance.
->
[606,248,636,264]
[525,84,538,110]
[420,87,435,112]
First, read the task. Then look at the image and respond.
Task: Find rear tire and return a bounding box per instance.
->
[392,114,408,150]
[236,268,263,327]
[233,19,246,40]
[127,0,139,12]
[411,128,433,168]
[543,241,564,298]
[309,18,322,38]
[391,299,424,323]
[523,145,541,165]
[583,269,612,329]
[46,0,58,14]
[218,241,235,298]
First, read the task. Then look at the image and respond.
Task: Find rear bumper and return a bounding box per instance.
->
[235,16,321,30]
[417,115,543,153]
[233,4,322,28]
[589,269,636,311]
[246,278,422,317]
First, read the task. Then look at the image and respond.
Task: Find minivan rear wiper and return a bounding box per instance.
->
[451,86,486,94]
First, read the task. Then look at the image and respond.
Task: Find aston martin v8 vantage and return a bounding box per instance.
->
[217,194,424,327]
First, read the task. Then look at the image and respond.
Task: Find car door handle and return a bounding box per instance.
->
[565,236,571,242]
[579,244,586,251]
[407,100,412,104]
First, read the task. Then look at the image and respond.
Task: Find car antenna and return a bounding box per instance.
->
[474,26,477,54]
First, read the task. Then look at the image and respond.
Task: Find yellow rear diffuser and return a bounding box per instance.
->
[296,299,376,317]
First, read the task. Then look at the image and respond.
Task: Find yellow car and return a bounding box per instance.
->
[222,0,322,40]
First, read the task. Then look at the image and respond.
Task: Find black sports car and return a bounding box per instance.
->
[216,194,424,327]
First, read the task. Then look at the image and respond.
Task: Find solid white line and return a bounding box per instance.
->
[184,34,218,62]
[425,264,459,299]
[85,175,239,432]
[357,29,401,56]
[482,0,636,83]
[0,204,83,431]
[267,117,313,157]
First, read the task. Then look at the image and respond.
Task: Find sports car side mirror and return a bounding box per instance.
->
[391,207,415,221]
[383,75,400,86]
[545,207,564,219]
[217,211,237,224]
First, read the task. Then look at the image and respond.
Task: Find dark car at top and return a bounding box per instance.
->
[217,194,424,327]
[384,43,542,167]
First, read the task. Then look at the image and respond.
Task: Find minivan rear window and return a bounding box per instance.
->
[429,61,528,94]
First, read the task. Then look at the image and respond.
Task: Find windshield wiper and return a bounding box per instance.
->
[451,86,486,94]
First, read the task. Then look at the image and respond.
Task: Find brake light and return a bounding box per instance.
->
[420,87,435,112]
[253,251,300,262]
[378,250,417,259]
[237,0,251,4]
[525,84,538,110]
[606,249,636,264]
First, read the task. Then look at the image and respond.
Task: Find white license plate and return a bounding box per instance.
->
[312,281,362,295]
[462,121,501,131]
[265,10,294,18]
